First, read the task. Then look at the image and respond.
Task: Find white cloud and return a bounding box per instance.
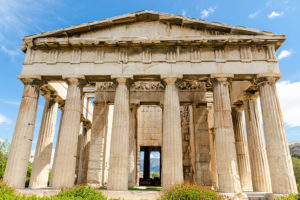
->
[201,7,215,18]
[248,11,260,19]
[181,9,187,17]
[278,50,293,60]
[0,114,12,125]
[3,100,20,105]
[276,81,300,127]
[1,45,20,57]
[268,11,284,18]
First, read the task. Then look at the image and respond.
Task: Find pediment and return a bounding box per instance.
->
[24,10,279,41]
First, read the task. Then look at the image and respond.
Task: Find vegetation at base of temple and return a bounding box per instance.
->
[0,181,107,200]
[292,157,300,192]
[160,184,224,200]
[275,193,300,200]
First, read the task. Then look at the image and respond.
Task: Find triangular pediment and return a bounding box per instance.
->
[24,10,279,41]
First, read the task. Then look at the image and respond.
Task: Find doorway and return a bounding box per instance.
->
[139,146,161,186]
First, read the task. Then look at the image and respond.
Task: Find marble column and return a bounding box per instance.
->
[258,74,298,194]
[232,106,253,192]
[87,82,109,187]
[128,105,137,188]
[244,92,272,192]
[107,77,131,191]
[29,94,58,188]
[50,107,64,187]
[161,75,184,189]
[211,74,242,193]
[51,76,85,188]
[77,123,91,184]
[4,76,41,188]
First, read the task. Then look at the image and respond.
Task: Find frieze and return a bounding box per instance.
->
[96,82,115,91]
[176,81,206,91]
[131,81,164,91]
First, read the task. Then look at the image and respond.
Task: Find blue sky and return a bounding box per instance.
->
[0,0,299,157]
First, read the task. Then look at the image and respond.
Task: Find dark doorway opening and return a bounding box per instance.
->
[139,146,161,186]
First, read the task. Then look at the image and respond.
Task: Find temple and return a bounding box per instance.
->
[4,11,298,198]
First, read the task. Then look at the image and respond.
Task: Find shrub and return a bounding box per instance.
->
[0,181,107,200]
[161,184,224,200]
[275,193,300,200]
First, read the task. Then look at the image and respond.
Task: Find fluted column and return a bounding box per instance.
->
[232,106,253,191]
[4,76,42,188]
[87,82,109,187]
[258,74,298,194]
[211,74,242,193]
[128,105,137,188]
[29,93,58,188]
[51,76,85,188]
[244,92,272,192]
[107,77,131,190]
[161,75,184,189]
[50,106,64,187]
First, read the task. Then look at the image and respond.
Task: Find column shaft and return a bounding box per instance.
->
[162,77,184,189]
[244,96,272,192]
[4,78,41,188]
[107,78,130,190]
[77,125,91,184]
[51,77,84,188]
[259,77,298,194]
[50,109,64,187]
[29,97,58,188]
[212,76,241,193]
[128,106,137,188]
[87,90,109,187]
[232,108,253,191]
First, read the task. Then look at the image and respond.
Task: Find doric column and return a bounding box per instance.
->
[51,76,85,188]
[244,92,272,192]
[128,105,137,188]
[4,76,42,188]
[211,74,242,193]
[50,105,64,187]
[87,82,109,187]
[77,122,91,184]
[107,77,131,191]
[232,105,253,192]
[257,74,298,194]
[161,75,184,189]
[29,93,58,188]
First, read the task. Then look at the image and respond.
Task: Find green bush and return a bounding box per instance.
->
[0,181,107,200]
[161,184,224,200]
[275,193,300,200]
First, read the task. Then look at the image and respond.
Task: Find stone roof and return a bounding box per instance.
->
[23,10,282,40]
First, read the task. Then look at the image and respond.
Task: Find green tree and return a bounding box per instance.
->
[0,140,9,179]
[292,157,300,192]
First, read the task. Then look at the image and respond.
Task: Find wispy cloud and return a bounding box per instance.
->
[277,81,300,127]
[0,114,12,125]
[201,7,216,18]
[3,100,20,105]
[1,45,20,57]
[268,11,284,18]
[248,11,260,19]
[181,9,187,17]
[278,50,293,60]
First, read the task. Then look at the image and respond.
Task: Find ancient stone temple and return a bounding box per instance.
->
[4,11,298,197]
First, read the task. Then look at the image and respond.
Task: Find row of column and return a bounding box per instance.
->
[3,74,297,194]
[214,74,297,194]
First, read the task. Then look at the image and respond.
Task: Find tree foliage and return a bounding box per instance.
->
[0,140,9,179]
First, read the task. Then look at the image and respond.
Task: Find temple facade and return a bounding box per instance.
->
[4,11,298,197]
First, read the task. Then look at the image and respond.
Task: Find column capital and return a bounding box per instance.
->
[232,101,244,112]
[62,75,86,86]
[243,90,259,101]
[18,75,43,85]
[111,75,133,84]
[210,73,234,83]
[161,74,183,84]
[256,73,282,85]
